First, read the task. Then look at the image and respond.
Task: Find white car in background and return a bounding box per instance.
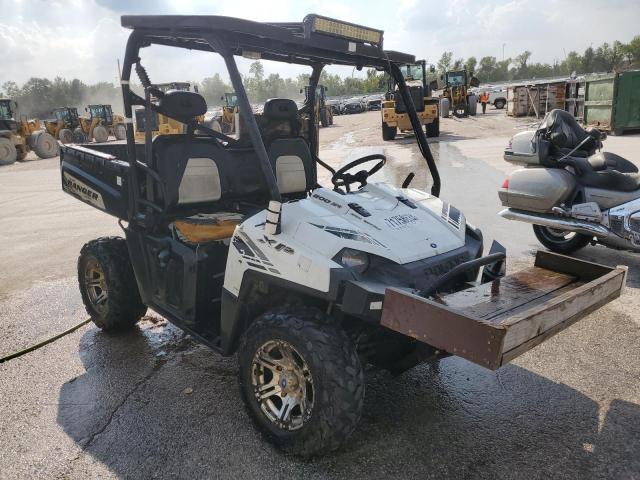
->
[473,86,507,109]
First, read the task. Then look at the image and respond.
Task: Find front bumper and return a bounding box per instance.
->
[378,251,626,370]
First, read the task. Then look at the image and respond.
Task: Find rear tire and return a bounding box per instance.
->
[114,123,127,140]
[426,117,440,138]
[59,128,74,144]
[238,306,364,457]
[382,122,397,141]
[33,132,58,159]
[78,237,146,331]
[93,125,109,143]
[320,109,328,127]
[532,225,592,254]
[440,97,450,118]
[467,95,478,116]
[0,137,17,166]
[73,128,87,143]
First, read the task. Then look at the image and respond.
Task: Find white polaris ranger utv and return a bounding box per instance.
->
[60,14,627,456]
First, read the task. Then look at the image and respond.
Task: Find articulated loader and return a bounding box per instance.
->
[44,107,81,144]
[440,70,480,118]
[0,98,58,165]
[74,104,126,143]
[304,85,333,127]
[135,82,203,141]
[381,60,439,140]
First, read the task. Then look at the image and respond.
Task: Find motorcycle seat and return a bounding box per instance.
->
[587,151,638,173]
[571,153,640,192]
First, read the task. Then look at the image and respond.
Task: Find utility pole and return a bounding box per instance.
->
[502,43,506,62]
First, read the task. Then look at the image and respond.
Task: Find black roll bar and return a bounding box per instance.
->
[389,62,441,197]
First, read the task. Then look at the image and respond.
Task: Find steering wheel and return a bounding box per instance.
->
[331,154,386,193]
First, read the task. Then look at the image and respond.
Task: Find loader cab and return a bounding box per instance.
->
[53,107,80,129]
[0,99,18,132]
[224,93,238,108]
[88,104,113,125]
[387,60,429,113]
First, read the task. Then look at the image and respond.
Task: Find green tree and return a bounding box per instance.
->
[437,51,453,74]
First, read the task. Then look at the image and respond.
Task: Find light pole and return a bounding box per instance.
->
[502,43,506,62]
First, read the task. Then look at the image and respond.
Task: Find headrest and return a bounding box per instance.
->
[157,90,207,123]
[263,98,298,120]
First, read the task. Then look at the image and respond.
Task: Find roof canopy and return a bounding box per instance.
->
[121,14,415,68]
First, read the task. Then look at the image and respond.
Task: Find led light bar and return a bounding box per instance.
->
[303,14,383,47]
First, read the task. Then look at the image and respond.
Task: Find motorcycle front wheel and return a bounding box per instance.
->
[532,225,592,254]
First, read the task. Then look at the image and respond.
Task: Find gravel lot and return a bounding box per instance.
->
[1,109,639,479]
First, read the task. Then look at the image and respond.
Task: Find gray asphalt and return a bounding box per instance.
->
[1,111,639,479]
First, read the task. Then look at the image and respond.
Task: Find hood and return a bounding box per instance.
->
[280,184,466,264]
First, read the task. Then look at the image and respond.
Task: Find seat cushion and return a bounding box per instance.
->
[589,151,638,173]
[578,168,640,192]
[173,212,243,244]
[178,158,222,204]
[267,137,315,196]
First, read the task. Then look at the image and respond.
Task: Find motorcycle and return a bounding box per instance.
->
[498,109,640,253]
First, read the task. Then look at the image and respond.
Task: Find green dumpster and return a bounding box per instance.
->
[584,70,640,135]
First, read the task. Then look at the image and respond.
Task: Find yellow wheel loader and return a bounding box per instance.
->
[44,107,81,144]
[75,104,126,143]
[381,60,439,140]
[208,92,239,135]
[439,70,480,118]
[134,82,204,141]
[304,85,333,127]
[0,98,58,165]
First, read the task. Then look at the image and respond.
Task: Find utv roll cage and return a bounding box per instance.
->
[119,14,441,230]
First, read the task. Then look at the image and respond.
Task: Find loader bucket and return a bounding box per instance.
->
[381,251,627,370]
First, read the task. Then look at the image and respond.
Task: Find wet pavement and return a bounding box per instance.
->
[1,110,639,479]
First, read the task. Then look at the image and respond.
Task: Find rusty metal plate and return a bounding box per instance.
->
[381,288,506,370]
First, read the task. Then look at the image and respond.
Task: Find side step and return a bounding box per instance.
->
[380,251,627,370]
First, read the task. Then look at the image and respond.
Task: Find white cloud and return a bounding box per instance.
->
[1,0,638,87]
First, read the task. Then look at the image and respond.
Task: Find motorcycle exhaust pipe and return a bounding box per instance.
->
[499,208,610,238]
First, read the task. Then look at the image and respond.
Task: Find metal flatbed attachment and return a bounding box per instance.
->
[381,251,627,370]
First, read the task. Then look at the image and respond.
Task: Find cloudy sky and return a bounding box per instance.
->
[1,0,638,86]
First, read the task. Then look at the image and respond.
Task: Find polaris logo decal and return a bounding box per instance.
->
[63,172,105,209]
[384,214,418,229]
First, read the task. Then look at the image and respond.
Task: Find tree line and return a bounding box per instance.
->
[437,36,640,83]
[1,35,638,118]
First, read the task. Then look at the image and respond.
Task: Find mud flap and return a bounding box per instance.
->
[380,251,627,370]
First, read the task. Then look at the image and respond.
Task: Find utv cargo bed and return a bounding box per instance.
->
[381,251,627,370]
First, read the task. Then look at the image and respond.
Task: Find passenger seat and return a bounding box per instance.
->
[262,98,316,198]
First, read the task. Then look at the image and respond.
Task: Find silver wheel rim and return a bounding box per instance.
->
[84,259,108,314]
[251,339,314,431]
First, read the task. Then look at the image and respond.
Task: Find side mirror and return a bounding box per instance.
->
[470,76,480,88]
[300,88,304,94]
[429,65,436,73]
[429,80,439,91]
[220,95,224,101]
[85,107,88,112]
[440,74,444,81]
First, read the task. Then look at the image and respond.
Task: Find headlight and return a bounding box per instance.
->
[338,248,369,273]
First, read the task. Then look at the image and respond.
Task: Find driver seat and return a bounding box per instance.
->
[262,98,316,199]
